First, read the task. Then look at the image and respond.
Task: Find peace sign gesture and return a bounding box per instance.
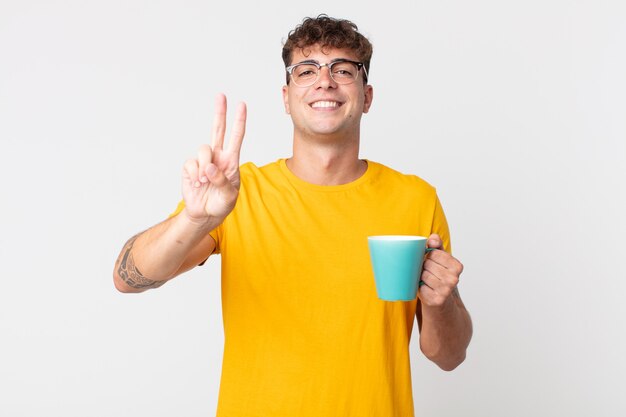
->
[182,94,247,225]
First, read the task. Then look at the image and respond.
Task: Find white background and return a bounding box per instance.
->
[1,1,625,416]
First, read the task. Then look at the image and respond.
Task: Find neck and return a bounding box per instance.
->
[286,133,366,185]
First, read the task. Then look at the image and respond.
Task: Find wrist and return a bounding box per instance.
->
[421,294,457,317]
[180,207,221,233]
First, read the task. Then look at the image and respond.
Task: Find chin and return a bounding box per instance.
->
[308,128,344,137]
[309,122,349,135]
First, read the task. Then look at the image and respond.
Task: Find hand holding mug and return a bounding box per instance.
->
[368,234,463,302]
[419,234,464,308]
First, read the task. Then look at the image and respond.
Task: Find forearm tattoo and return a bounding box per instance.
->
[117,234,165,290]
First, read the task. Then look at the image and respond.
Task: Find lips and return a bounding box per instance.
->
[310,100,342,109]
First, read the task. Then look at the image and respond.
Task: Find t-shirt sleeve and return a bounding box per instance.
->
[168,200,221,255]
[432,193,452,254]
[169,200,186,218]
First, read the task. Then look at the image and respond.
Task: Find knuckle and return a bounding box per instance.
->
[183,159,198,172]
[444,271,459,287]
[456,260,464,275]
[451,275,460,286]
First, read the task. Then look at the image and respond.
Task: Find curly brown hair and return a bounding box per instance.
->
[282,14,373,84]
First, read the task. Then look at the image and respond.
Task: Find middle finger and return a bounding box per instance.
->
[211,93,227,149]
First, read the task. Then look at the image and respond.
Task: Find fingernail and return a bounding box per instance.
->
[200,176,208,183]
[194,181,201,188]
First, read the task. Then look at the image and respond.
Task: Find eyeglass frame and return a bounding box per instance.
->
[285,58,369,87]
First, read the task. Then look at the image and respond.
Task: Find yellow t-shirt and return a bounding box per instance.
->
[173,159,451,417]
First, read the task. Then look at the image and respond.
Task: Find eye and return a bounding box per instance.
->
[332,63,357,79]
[294,64,318,79]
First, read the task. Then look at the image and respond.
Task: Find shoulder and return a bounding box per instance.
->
[239,161,259,177]
[367,160,437,197]
[239,160,282,180]
[240,160,281,176]
[238,160,285,192]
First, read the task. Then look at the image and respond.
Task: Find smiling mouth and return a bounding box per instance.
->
[310,101,342,109]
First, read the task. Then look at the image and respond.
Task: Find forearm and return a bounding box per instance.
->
[113,209,219,292]
[419,290,473,371]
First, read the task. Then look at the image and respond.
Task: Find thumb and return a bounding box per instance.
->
[427,233,443,249]
[205,163,231,189]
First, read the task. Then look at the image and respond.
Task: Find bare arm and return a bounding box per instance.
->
[113,212,218,293]
[416,234,473,371]
[112,94,247,293]
[416,288,472,371]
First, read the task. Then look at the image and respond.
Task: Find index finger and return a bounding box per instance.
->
[227,101,247,154]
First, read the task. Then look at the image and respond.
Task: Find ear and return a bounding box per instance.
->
[362,84,373,114]
[282,85,290,114]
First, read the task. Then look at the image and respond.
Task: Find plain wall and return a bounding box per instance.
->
[1,1,625,416]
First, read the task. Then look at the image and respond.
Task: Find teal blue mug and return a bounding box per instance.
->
[367,236,436,301]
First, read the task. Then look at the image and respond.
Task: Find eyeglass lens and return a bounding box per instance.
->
[291,62,360,86]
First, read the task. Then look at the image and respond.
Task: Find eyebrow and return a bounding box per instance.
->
[292,58,354,66]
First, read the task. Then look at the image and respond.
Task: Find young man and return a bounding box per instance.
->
[114,15,472,416]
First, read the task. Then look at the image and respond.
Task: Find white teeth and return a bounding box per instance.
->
[311,101,339,108]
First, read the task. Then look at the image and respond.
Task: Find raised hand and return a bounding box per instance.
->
[182,94,247,225]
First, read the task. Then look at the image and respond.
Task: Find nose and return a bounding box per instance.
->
[315,65,337,89]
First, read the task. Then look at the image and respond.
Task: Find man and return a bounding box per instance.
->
[114,15,472,416]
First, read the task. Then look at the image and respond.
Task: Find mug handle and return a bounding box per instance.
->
[418,248,437,287]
